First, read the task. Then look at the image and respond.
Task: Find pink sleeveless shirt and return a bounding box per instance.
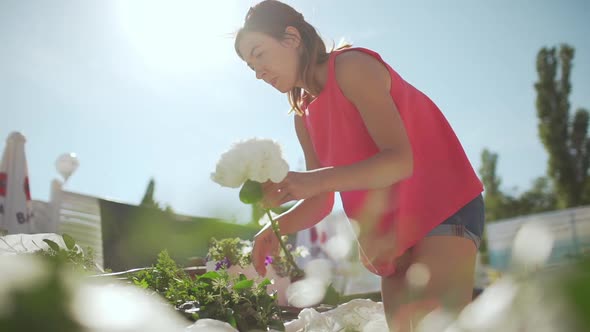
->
[302,47,483,276]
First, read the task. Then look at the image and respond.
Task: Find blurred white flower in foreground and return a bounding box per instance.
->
[321,212,357,261]
[71,281,189,332]
[286,258,334,308]
[187,319,237,332]
[448,274,574,332]
[511,222,554,269]
[0,255,50,316]
[285,299,388,332]
[0,255,195,332]
[287,277,327,308]
[454,277,520,331]
[211,138,289,188]
[416,308,457,332]
[406,263,431,289]
[429,218,579,332]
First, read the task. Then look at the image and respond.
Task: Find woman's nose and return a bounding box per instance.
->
[255,69,266,80]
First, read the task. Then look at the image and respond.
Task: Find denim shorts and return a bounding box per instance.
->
[425,194,485,249]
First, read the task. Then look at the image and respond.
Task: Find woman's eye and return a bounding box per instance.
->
[256,52,263,59]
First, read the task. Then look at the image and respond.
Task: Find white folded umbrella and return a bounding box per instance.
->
[0,132,34,234]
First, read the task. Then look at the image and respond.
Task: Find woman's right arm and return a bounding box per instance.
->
[269,114,334,234]
[251,114,334,275]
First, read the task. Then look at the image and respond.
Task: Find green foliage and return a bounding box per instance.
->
[236,180,305,280]
[268,237,308,279]
[34,234,99,273]
[479,149,557,222]
[535,44,590,208]
[239,179,264,205]
[207,237,252,269]
[206,235,307,280]
[131,250,284,331]
[504,177,557,216]
[0,234,99,332]
[479,43,589,226]
[479,149,504,222]
[140,178,159,209]
[99,198,259,271]
[0,258,84,332]
[140,177,175,213]
[559,256,590,329]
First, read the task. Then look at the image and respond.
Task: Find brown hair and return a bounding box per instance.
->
[234,0,350,116]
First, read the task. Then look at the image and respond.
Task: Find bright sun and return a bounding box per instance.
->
[114,0,240,75]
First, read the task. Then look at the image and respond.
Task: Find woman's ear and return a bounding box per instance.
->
[283,26,302,49]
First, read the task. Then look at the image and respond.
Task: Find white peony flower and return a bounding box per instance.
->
[211,138,290,188]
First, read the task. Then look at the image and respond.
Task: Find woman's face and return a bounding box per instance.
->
[237,29,301,93]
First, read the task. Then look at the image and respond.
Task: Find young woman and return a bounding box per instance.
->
[234,1,484,330]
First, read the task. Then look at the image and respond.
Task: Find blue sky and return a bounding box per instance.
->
[1,0,589,223]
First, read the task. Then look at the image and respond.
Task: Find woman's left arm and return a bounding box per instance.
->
[274,51,414,203]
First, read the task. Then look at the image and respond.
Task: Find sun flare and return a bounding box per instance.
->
[114,0,240,75]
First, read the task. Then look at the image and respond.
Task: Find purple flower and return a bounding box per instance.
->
[264,256,273,266]
[215,257,231,270]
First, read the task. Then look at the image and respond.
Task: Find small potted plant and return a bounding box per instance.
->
[132,250,285,331]
[206,236,307,306]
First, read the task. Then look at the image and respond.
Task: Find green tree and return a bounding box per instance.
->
[140,178,174,213]
[535,44,590,208]
[140,178,159,209]
[478,148,504,264]
[479,149,503,222]
[479,148,557,221]
[517,177,557,214]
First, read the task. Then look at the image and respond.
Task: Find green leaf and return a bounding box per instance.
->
[239,180,263,204]
[62,233,76,250]
[258,278,272,288]
[43,239,61,252]
[225,308,237,328]
[233,279,254,290]
[269,318,286,331]
[199,271,221,280]
[321,283,341,305]
[133,278,149,289]
[561,257,590,328]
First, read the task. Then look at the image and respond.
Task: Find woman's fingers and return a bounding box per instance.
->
[252,230,283,276]
[277,191,295,206]
[261,182,291,208]
[253,230,274,276]
[252,240,268,276]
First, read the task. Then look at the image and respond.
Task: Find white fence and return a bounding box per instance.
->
[487,205,590,271]
[50,180,103,269]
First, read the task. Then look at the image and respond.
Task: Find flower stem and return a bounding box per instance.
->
[265,210,305,279]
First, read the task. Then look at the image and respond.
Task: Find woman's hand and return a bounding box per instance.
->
[251,225,280,277]
[261,170,325,208]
